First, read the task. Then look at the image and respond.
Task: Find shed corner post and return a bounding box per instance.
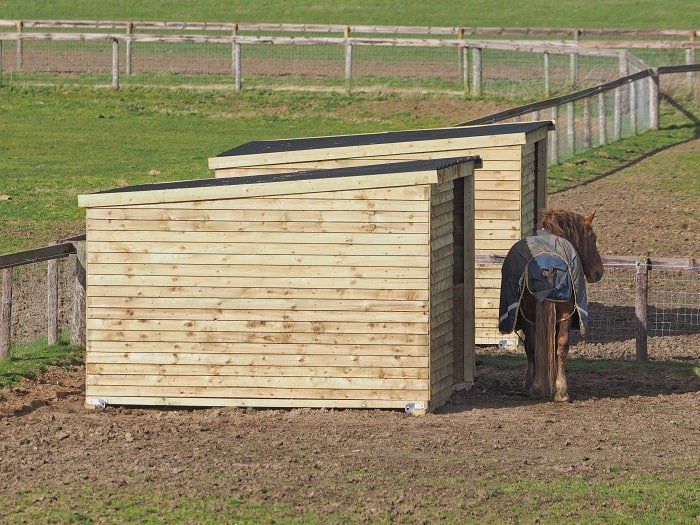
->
[634,256,649,362]
[70,241,86,348]
[0,267,12,360]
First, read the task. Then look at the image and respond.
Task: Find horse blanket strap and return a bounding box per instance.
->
[498,229,590,336]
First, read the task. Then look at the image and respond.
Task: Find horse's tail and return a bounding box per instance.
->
[534,299,557,398]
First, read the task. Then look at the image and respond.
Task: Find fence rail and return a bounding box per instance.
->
[477,254,700,360]
[1,19,698,38]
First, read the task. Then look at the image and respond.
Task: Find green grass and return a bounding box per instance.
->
[0,335,83,390]
[2,474,697,524]
[548,104,699,193]
[0,84,466,252]
[0,0,698,29]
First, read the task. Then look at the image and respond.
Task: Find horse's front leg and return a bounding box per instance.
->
[522,323,536,396]
[554,315,571,402]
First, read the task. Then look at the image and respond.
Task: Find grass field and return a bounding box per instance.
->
[1,0,699,29]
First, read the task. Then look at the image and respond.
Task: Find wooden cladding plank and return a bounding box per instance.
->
[474,199,519,211]
[87,219,429,234]
[87,318,429,334]
[86,396,416,409]
[474,239,518,251]
[475,220,519,230]
[86,385,429,400]
[87,296,428,312]
[87,241,428,257]
[87,275,429,290]
[474,170,520,181]
[86,351,429,367]
[86,363,429,379]
[87,286,430,301]
[87,252,430,267]
[86,374,429,391]
[88,231,430,245]
[474,180,520,191]
[88,341,429,356]
[87,263,428,279]
[475,230,519,240]
[97,198,431,212]
[87,307,429,324]
[475,190,520,201]
[474,210,520,220]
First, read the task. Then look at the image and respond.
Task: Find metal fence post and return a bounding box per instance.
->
[70,242,86,347]
[16,20,23,69]
[111,39,120,89]
[0,268,12,359]
[543,51,550,97]
[635,257,649,361]
[471,47,482,96]
[126,22,133,75]
[47,254,59,346]
[598,92,606,145]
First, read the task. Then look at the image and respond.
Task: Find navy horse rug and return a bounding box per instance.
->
[498,229,590,336]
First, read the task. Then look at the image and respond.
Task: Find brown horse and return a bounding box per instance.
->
[514,209,604,402]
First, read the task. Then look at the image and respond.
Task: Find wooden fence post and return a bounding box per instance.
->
[126,22,133,75]
[613,87,621,141]
[344,26,352,94]
[566,101,575,155]
[233,41,241,92]
[461,46,469,94]
[630,80,637,134]
[471,47,482,96]
[111,39,119,89]
[550,105,559,165]
[543,51,550,97]
[569,29,580,88]
[598,92,606,145]
[47,254,59,346]
[0,39,3,86]
[685,45,695,97]
[635,257,649,362]
[457,28,465,79]
[70,242,86,347]
[582,96,591,149]
[16,20,23,70]
[0,268,12,359]
[649,69,659,130]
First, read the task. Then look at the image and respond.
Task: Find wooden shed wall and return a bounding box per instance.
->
[84,186,436,409]
[211,133,547,345]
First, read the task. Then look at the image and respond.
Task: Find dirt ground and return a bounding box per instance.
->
[0,348,697,522]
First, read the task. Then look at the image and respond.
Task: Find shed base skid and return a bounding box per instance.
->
[84,396,432,415]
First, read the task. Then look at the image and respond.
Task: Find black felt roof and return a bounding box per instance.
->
[95,157,481,195]
[216,121,552,158]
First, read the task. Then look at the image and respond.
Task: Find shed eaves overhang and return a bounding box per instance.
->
[78,156,481,208]
[208,121,554,170]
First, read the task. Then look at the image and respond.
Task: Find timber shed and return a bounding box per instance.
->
[78,157,480,413]
[208,121,553,344]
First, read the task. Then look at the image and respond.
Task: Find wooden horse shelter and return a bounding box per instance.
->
[78,157,480,413]
[208,121,552,345]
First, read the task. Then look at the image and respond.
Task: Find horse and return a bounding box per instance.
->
[499,209,604,402]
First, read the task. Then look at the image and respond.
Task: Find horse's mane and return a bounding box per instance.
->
[539,208,588,252]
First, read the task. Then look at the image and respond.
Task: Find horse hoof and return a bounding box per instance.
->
[554,393,570,403]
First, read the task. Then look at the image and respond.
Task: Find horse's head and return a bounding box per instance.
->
[540,208,604,283]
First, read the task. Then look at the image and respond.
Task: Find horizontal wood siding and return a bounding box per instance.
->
[85,187,432,408]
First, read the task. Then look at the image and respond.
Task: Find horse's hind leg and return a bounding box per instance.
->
[554,317,571,402]
[522,323,536,396]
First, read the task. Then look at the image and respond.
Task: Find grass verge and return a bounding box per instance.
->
[0,335,83,391]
